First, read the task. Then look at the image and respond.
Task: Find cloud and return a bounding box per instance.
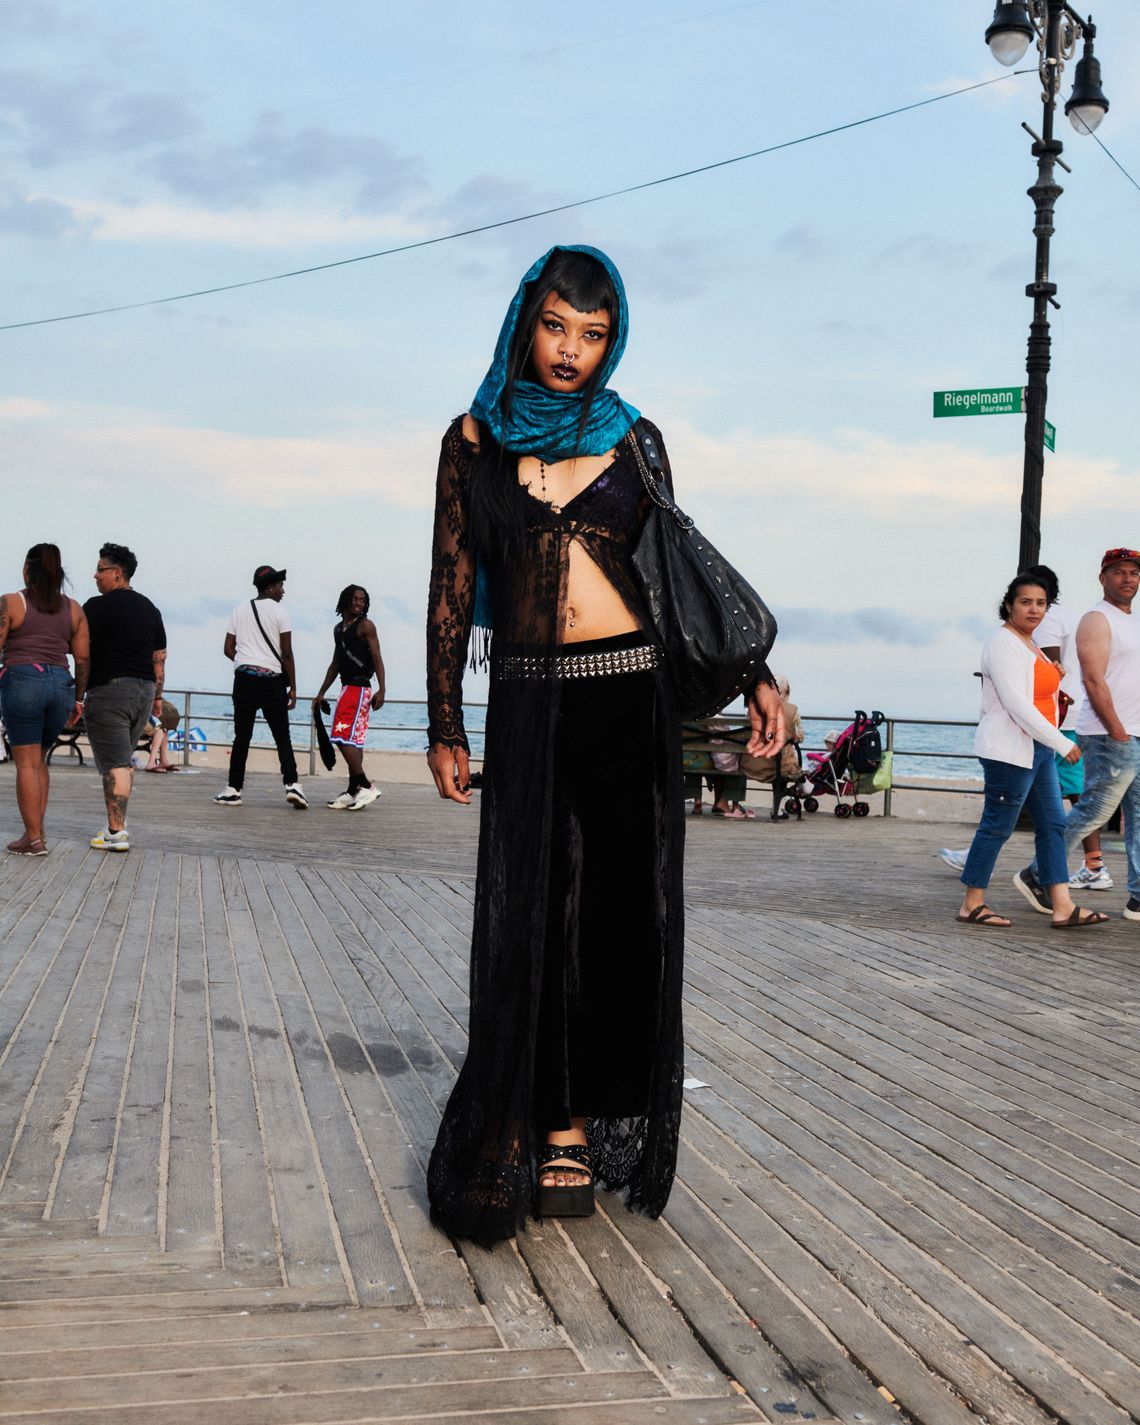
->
[662,418,1139,518]
[774,224,825,261]
[0,182,85,237]
[66,194,429,249]
[779,607,966,648]
[160,596,235,628]
[144,118,424,212]
[0,67,197,166]
[3,401,442,508]
[817,319,884,341]
[872,232,981,271]
[0,397,52,420]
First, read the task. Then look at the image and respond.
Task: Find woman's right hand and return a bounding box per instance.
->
[428,742,472,803]
[1063,743,1082,765]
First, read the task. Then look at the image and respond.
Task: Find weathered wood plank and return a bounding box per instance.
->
[101,851,181,1240]
[48,851,163,1222]
[0,1344,580,1411]
[153,856,219,1251]
[0,1322,500,1381]
[0,1280,352,1324]
[603,1192,838,1422]
[0,1301,421,1353]
[683,1047,1136,1425]
[560,1210,733,1399]
[515,1219,645,1374]
[218,859,356,1297]
[262,861,481,1324]
[239,859,412,1307]
[678,1115,1055,1425]
[0,1367,666,1424]
[1,855,144,1206]
[197,856,280,1276]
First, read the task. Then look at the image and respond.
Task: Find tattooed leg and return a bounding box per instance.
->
[102,768,132,832]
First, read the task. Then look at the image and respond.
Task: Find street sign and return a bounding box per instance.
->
[1044,419,1056,452]
[933,386,1025,417]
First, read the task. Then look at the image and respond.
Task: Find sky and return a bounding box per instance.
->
[3,0,1139,723]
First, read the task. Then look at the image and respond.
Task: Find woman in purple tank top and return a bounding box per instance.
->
[0,544,90,855]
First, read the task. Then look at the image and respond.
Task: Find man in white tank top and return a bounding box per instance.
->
[1023,548,1140,921]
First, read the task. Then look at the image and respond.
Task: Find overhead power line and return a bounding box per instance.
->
[3,71,1029,334]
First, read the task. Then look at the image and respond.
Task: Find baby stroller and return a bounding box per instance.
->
[802,709,885,818]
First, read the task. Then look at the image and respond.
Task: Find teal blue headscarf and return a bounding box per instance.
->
[470,244,640,462]
[469,246,640,644]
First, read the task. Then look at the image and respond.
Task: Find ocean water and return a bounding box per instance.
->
[169,693,979,782]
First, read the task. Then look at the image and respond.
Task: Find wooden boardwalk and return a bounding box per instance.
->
[1,766,1138,1423]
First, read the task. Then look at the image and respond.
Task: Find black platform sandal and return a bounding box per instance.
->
[536,1141,595,1218]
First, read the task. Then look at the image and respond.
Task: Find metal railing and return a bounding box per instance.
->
[160,692,982,817]
[164,690,488,776]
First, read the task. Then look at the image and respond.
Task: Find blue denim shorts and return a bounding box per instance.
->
[85,678,155,773]
[0,663,75,748]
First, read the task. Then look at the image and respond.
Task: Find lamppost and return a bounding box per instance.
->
[985,2,1109,571]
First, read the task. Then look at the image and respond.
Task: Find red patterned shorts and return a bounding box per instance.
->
[331,685,371,747]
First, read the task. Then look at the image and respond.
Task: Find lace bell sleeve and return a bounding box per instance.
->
[426,421,476,751]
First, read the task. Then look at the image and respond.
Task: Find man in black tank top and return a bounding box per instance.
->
[312,585,386,810]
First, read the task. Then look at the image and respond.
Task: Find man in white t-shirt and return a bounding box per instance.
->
[214,564,306,809]
[1016,548,1140,921]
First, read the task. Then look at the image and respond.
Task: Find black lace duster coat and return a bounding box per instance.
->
[425,416,685,1245]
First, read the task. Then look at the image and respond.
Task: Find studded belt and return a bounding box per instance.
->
[496,643,662,681]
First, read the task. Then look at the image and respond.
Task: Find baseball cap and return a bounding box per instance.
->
[1100,548,1140,573]
[253,564,287,588]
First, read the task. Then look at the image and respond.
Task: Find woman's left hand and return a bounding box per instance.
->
[746,682,786,758]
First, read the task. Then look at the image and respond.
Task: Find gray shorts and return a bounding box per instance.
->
[85,678,155,774]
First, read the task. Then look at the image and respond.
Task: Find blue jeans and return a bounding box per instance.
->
[962,740,1068,890]
[0,664,75,748]
[1030,733,1140,898]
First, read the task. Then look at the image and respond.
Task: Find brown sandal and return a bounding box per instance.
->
[1051,907,1110,929]
[956,904,1010,928]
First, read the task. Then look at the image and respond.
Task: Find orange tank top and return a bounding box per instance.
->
[1033,657,1061,725]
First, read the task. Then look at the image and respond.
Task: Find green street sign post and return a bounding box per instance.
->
[931,387,1056,453]
[932,387,1025,417]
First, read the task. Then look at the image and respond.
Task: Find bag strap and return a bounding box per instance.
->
[627,423,694,531]
[249,599,283,666]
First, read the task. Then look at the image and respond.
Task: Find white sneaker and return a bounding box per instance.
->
[285,783,308,809]
[938,847,969,872]
[1070,864,1114,891]
[346,785,381,811]
[91,828,130,853]
[326,789,356,810]
[214,786,242,806]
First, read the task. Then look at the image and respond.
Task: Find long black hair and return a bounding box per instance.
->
[335,585,370,618]
[469,250,619,567]
[999,574,1049,622]
[24,543,66,614]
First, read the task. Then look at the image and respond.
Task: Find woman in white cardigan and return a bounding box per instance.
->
[958,575,1108,929]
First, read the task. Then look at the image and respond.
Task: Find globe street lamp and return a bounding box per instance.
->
[985,2,1109,571]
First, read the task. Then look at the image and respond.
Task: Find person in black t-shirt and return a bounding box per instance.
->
[312,585,386,810]
[82,543,167,853]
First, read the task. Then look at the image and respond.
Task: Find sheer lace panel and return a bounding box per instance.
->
[426,419,477,750]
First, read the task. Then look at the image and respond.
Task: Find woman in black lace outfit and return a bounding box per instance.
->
[425,246,783,1245]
